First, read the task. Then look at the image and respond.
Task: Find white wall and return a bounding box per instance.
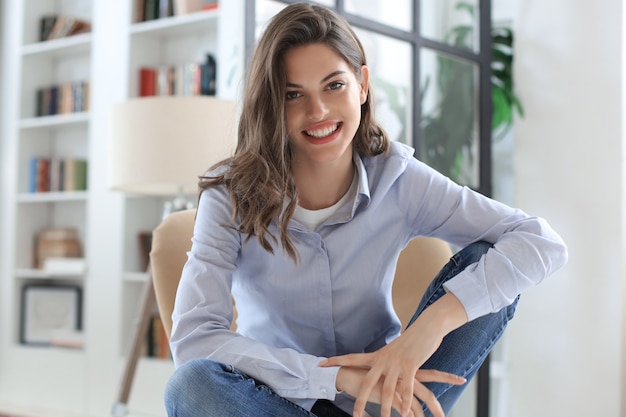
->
[509,1,624,416]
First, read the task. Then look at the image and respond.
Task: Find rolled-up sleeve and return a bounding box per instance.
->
[404,158,568,321]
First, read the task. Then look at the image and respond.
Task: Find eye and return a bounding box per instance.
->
[327,81,345,91]
[286,91,301,100]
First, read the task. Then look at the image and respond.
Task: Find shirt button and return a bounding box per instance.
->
[321,388,327,394]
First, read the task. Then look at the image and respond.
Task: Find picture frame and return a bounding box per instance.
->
[20,284,82,346]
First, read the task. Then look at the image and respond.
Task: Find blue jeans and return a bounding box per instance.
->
[165,241,518,417]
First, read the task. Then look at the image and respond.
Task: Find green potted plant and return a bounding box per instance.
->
[420,1,523,185]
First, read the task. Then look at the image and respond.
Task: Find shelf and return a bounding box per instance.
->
[19,112,90,130]
[15,268,84,280]
[16,191,89,203]
[21,33,92,59]
[130,10,219,38]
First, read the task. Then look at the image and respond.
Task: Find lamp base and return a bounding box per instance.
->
[162,192,195,220]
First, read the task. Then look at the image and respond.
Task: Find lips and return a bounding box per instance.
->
[303,122,342,144]
[305,123,339,138]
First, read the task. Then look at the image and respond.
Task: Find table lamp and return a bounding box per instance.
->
[108,95,237,216]
[107,95,236,417]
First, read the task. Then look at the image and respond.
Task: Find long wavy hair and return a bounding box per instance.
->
[200,2,390,261]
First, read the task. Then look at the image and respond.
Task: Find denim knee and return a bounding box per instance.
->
[164,359,226,415]
[450,240,492,270]
[164,359,315,417]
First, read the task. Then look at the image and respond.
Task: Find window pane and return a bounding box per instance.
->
[354,28,413,145]
[421,0,480,53]
[312,0,335,6]
[255,0,287,39]
[345,0,413,31]
[420,48,479,188]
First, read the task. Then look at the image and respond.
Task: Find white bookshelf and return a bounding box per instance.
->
[0,1,245,416]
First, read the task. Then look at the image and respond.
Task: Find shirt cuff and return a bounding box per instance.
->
[442,270,492,321]
[309,364,341,400]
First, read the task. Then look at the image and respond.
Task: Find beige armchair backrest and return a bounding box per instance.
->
[150,209,452,340]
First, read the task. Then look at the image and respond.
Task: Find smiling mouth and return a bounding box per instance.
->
[304,122,341,138]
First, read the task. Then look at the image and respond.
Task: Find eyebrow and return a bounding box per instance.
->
[286,70,347,88]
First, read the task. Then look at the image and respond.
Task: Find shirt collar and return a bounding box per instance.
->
[352,151,371,211]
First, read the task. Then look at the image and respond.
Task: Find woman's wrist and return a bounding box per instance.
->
[411,293,468,338]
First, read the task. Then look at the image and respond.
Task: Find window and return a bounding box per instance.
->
[247,0,493,197]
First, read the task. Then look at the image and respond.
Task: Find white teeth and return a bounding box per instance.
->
[305,124,338,138]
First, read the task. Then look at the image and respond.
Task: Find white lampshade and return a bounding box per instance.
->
[108,96,236,196]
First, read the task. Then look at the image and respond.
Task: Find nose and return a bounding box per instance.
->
[306,95,328,121]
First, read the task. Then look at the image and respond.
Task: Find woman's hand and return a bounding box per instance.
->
[320,293,469,417]
[330,364,465,417]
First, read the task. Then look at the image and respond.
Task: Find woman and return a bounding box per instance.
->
[164,3,567,417]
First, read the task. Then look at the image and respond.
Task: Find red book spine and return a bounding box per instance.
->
[37,158,51,192]
[139,67,157,96]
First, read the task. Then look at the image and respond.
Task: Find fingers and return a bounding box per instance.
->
[414,381,443,417]
[319,352,374,368]
[415,369,466,386]
[400,374,415,416]
[353,366,381,416]
[380,369,399,417]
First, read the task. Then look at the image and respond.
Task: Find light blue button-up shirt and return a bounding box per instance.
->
[170,141,567,411]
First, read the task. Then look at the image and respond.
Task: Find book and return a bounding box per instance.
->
[28,157,38,192]
[58,82,73,114]
[203,1,219,11]
[49,158,61,192]
[135,0,146,22]
[38,85,51,116]
[36,227,82,269]
[63,158,75,191]
[39,15,58,42]
[159,0,174,19]
[189,63,201,95]
[173,0,207,15]
[157,66,170,96]
[78,81,91,111]
[167,66,177,95]
[139,67,157,96]
[146,314,170,359]
[144,0,160,21]
[45,15,91,40]
[48,85,59,115]
[36,158,50,192]
[72,81,82,112]
[38,227,78,241]
[43,257,87,275]
[72,159,88,191]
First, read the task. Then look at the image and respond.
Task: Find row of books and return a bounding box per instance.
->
[136,0,218,22]
[35,227,83,270]
[29,157,88,194]
[139,54,216,96]
[39,15,91,42]
[146,314,170,359]
[36,81,90,117]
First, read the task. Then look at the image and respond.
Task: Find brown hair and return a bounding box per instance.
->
[200,2,389,260]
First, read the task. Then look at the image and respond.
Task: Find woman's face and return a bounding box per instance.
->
[283,43,369,170]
